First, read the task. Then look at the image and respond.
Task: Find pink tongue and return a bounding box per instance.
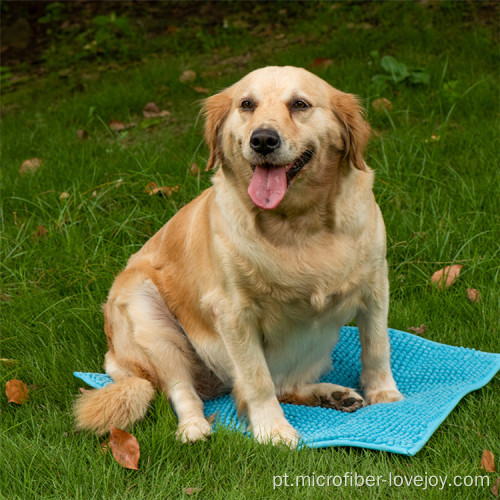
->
[248,165,287,210]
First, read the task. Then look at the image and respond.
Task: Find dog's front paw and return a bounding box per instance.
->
[176,417,213,444]
[319,387,366,413]
[365,389,404,405]
[252,420,300,448]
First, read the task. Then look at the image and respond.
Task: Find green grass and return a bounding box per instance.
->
[1,2,499,499]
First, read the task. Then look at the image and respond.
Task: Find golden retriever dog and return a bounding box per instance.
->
[74,66,403,446]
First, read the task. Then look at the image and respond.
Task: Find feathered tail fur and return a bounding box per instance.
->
[74,377,155,435]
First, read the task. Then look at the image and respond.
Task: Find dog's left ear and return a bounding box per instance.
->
[202,89,233,170]
[331,90,370,171]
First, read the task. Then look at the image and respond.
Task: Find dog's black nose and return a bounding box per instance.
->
[250,128,281,156]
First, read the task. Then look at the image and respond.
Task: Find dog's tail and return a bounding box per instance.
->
[74,377,155,435]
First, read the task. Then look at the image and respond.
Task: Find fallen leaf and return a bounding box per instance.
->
[109,121,135,132]
[192,86,210,94]
[431,264,463,290]
[372,97,393,112]
[144,182,159,195]
[408,324,427,335]
[0,293,11,302]
[492,478,499,498]
[190,163,200,175]
[179,70,196,83]
[481,449,496,473]
[142,102,170,118]
[77,129,89,140]
[183,487,201,495]
[145,182,179,197]
[466,288,481,303]
[59,192,70,200]
[312,58,333,69]
[109,120,126,131]
[19,158,42,175]
[109,427,140,470]
[6,379,29,404]
[143,101,160,114]
[33,225,48,240]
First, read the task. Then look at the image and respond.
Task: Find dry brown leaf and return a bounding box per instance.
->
[6,379,29,404]
[156,186,179,197]
[144,182,159,195]
[372,98,393,112]
[481,449,496,473]
[77,129,89,140]
[192,86,210,94]
[145,182,179,197]
[0,293,11,302]
[59,192,70,200]
[183,487,201,495]
[0,358,17,364]
[179,70,196,83]
[466,288,481,303]
[109,120,135,132]
[109,426,140,470]
[143,101,160,114]
[492,478,499,498]
[408,324,427,335]
[33,225,48,240]
[142,102,171,118]
[19,158,42,175]
[431,264,463,290]
[312,58,333,69]
[190,163,200,175]
[109,120,126,131]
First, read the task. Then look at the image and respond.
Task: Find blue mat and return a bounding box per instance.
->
[74,327,500,455]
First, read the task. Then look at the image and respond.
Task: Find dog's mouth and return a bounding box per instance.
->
[248,149,314,210]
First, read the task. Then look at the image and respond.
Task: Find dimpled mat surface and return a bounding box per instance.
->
[74,327,500,455]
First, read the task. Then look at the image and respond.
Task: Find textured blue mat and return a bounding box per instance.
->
[74,327,500,455]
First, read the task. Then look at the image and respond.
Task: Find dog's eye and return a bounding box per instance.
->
[291,100,309,110]
[241,100,255,110]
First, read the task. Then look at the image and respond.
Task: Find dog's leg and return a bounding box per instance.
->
[279,383,365,412]
[218,307,300,447]
[115,278,212,443]
[356,270,403,404]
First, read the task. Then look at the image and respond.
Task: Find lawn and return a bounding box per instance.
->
[1,2,498,498]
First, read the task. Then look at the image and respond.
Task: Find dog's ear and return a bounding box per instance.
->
[202,89,233,170]
[331,90,370,171]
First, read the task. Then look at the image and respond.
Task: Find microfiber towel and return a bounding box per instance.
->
[74,327,500,455]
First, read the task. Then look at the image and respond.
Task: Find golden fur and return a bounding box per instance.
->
[74,66,403,446]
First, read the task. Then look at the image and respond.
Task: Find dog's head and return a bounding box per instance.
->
[203,66,370,211]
